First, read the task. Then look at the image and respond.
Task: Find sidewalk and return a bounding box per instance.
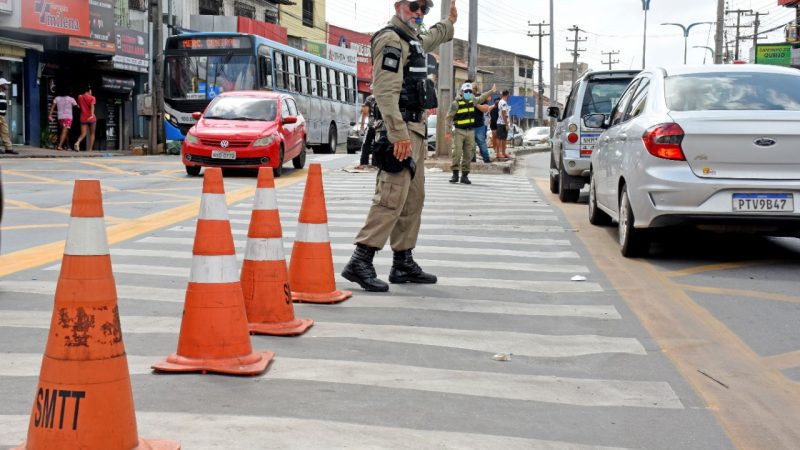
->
[422,144,548,174]
[0,144,135,159]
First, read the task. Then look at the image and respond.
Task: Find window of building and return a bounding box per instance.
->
[198,0,222,15]
[234,1,255,18]
[129,0,147,12]
[264,4,279,24]
[303,0,314,28]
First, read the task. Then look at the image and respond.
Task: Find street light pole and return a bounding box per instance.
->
[693,45,715,64]
[642,0,651,69]
[662,22,714,64]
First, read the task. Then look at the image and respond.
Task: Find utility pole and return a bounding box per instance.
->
[435,0,454,158]
[566,25,587,84]
[150,0,165,155]
[748,11,768,56]
[726,8,752,61]
[549,0,555,109]
[714,0,724,63]
[527,21,549,126]
[601,50,620,70]
[467,0,478,80]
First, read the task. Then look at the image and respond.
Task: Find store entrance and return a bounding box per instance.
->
[0,58,25,145]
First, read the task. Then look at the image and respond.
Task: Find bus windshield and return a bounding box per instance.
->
[166,54,256,100]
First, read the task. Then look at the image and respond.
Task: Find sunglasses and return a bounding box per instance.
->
[463,90,473,94]
[408,2,430,15]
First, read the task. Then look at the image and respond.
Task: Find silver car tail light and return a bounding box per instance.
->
[642,123,686,161]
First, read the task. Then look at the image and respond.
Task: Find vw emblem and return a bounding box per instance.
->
[754,138,776,147]
[220,140,229,148]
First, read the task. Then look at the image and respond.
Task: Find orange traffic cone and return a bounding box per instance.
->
[241,168,313,335]
[152,168,273,375]
[289,163,352,303]
[15,180,179,450]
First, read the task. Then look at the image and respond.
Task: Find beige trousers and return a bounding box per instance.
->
[450,127,475,172]
[0,116,12,150]
[354,130,427,252]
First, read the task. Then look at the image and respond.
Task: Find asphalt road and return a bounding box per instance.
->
[0,149,797,448]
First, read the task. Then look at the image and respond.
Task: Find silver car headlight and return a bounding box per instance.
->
[252,135,277,147]
[185,131,199,145]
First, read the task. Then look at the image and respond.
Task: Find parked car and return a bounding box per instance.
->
[347,124,364,154]
[522,126,551,150]
[548,69,640,202]
[427,114,437,152]
[181,91,307,177]
[587,65,800,256]
[488,123,524,148]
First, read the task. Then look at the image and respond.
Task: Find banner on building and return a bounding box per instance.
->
[89,0,114,44]
[327,45,357,69]
[22,0,90,37]
[303,40,326,58]
[113,28,149,73]
[754,43,792,66]
[328,25,373,89]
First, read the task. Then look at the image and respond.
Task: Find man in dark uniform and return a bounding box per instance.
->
[342,0,458,292]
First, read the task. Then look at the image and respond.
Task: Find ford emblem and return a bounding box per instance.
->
[220,140,229,148]
[754,138,776,147]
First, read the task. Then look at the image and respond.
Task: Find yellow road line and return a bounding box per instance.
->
[102,200,186,206]
[663,260,781,278]
[537,178,800,449]
[0,169,307,277]
[125,189,198,201]
[763,351,800,371]
[77,160,139,175]
[676,284,800,305]
[1,224,68,231]
[3,170,71,185]
[5,199,72,215]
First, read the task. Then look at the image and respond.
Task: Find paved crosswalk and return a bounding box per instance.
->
[0,170,729,449]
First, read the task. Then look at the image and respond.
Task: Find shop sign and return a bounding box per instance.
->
[327,45,357,69]
[303,40,326,59]
[101,75,135,91]
[68,36,115,54]
[22,0,89,37]
[328,25,373,82]
[89,0,115,44]
[113,28,149,73]
[0,0,13,15]
[754,43,792,66]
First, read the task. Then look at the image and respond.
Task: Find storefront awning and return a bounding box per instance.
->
[0,36,44,53]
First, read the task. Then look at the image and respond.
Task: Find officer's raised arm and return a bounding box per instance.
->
[420,0,456,53]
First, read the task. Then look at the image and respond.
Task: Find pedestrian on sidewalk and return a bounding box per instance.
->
[489,97,500,151]
[495,90,512,159]
[356,94,379,170]
[446,81,492,184]
[74,85,97,151]
[48,89,78,151]
[342,0,457,293]
[0,78,18,155]
[473,84,496,163]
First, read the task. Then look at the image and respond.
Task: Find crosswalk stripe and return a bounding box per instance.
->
[0,311,640,357]
[1,280,185,303]
[0,413,631,449]
[109,248,590,274]
[228,211,558,222]
[182,222,566,232]
[231,205,554,214]
[0,354,680,409]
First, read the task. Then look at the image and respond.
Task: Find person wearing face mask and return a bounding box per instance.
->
[445,81,493,184]
[342,0,457,293]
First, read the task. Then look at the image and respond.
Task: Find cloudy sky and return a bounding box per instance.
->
[326,0,796,83]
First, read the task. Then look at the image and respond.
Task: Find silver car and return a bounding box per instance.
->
[587,65,800,257]
[523,126,551,150]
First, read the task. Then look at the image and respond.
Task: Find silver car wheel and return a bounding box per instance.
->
[619,191,630,248]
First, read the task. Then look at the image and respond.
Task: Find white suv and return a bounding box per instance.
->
[548,70,639,202]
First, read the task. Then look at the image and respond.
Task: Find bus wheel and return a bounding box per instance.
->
[185,166,201,176]
[293,140,307,169]
[273,146,284,178]
[324,124,337,153]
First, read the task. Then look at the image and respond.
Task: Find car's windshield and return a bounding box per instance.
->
[665,72,800,111]
[165,54,256,100]
[581,78,633,115]
[204,97,277,121]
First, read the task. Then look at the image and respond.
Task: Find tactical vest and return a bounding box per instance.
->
[372,25,437,122]
[454,99,476,129]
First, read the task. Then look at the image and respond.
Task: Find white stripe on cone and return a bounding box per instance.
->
[295,223,330,243]
[254,188,278,210]
[244,238,285,261]
[189,255,239,283]
[64,217,109,256]
[198,193,229,220]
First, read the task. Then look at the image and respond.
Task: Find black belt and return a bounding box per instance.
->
[400,109,423,123]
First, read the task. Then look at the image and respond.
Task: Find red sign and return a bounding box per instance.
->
[22,0,89,37]
[778,0,800,5]
[328,25,373,90]
[237,17,288,45]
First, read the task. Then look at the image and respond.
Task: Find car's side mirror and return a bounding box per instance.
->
[547,106,560,118]
[583,114,607,129]
[283,116,298,124]
[191,112,202,120]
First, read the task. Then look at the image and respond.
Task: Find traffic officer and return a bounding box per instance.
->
[446,81,494,184]
[342,0,458,292]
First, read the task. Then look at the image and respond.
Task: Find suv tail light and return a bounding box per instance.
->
[567,132,579,144]
[642,123,686,161]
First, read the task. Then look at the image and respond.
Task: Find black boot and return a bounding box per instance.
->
[342,244,389,292]
[460,171,472,184]
[389,249,438,284]
[449,170,459,183]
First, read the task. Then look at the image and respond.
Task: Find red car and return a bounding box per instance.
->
[181,91,307,177]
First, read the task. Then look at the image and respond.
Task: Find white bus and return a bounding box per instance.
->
[164,32,358,153]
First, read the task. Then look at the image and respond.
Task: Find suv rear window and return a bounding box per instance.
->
[581,79,633,115]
